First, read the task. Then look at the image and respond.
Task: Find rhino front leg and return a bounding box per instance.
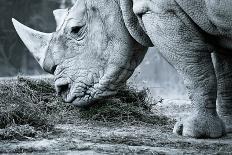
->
[171,50,226,138]
[213,52,232,133]
[136,0,225,138]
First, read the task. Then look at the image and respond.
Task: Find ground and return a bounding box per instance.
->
[0,76,231,155]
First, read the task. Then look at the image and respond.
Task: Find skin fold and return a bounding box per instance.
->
[13,0,232,138]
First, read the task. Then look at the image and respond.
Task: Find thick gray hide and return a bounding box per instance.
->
[133,0,232,138]
[13,0,148,106]
[13,0,232,138]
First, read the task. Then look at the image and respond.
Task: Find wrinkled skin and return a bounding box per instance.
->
[48,0,147,106]
[13,0,232,138]
[132,0,232,138]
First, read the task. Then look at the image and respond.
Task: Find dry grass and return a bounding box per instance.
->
[0,77,172,140]
[79,88,169,125]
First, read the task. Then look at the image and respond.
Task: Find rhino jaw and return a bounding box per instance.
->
[12,18,53,69]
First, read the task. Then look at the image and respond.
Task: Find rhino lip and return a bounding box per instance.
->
[55,78,118,106]
[58,86,77,103]
[55,78,73,102]
[57,84,74,102]
[67,87,93,104]
[65,93,76,103]
[60,84,92,103]
[70,88,118,107]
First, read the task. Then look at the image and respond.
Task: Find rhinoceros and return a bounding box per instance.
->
[12,0,232,138]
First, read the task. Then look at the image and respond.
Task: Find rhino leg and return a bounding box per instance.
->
[213,52,232,133]
[170,48,225,138]
[139,1,225,138]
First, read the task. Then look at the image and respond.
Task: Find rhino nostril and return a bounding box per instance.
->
[51,65,57,74]
[56,83,70,96]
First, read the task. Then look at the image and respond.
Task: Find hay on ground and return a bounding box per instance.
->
[0,77,172,140]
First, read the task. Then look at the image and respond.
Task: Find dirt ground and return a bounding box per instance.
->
[0,77,231,155]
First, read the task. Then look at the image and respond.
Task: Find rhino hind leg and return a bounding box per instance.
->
[213,52,232,133]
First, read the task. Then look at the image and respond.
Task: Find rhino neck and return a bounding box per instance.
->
[119,0,153,47]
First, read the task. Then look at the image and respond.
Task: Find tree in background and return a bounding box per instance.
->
[60,0,76,8]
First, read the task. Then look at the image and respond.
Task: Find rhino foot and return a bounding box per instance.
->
[173,113,226,138]
[217,102,232,133]
[219,115,232,133]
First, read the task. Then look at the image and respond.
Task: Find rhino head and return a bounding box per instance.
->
[12,0,153,107]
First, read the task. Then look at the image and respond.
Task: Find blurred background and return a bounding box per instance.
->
[0,0,187,99]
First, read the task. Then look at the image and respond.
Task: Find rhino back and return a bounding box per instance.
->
[176,0,232,51]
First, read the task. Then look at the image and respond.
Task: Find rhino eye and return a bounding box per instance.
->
[71,26,82,34]
[69,24,87,41]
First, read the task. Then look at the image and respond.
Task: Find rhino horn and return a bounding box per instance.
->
[53,9,68,30]
[12,18,53,68]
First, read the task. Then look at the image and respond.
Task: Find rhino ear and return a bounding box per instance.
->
[53,9,68,30]
[120,0,153,47]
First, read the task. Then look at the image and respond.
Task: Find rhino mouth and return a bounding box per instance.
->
[71,89,117,107]
[55,77,117,107]
[55,78,74,102]
[54,62,136,107]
